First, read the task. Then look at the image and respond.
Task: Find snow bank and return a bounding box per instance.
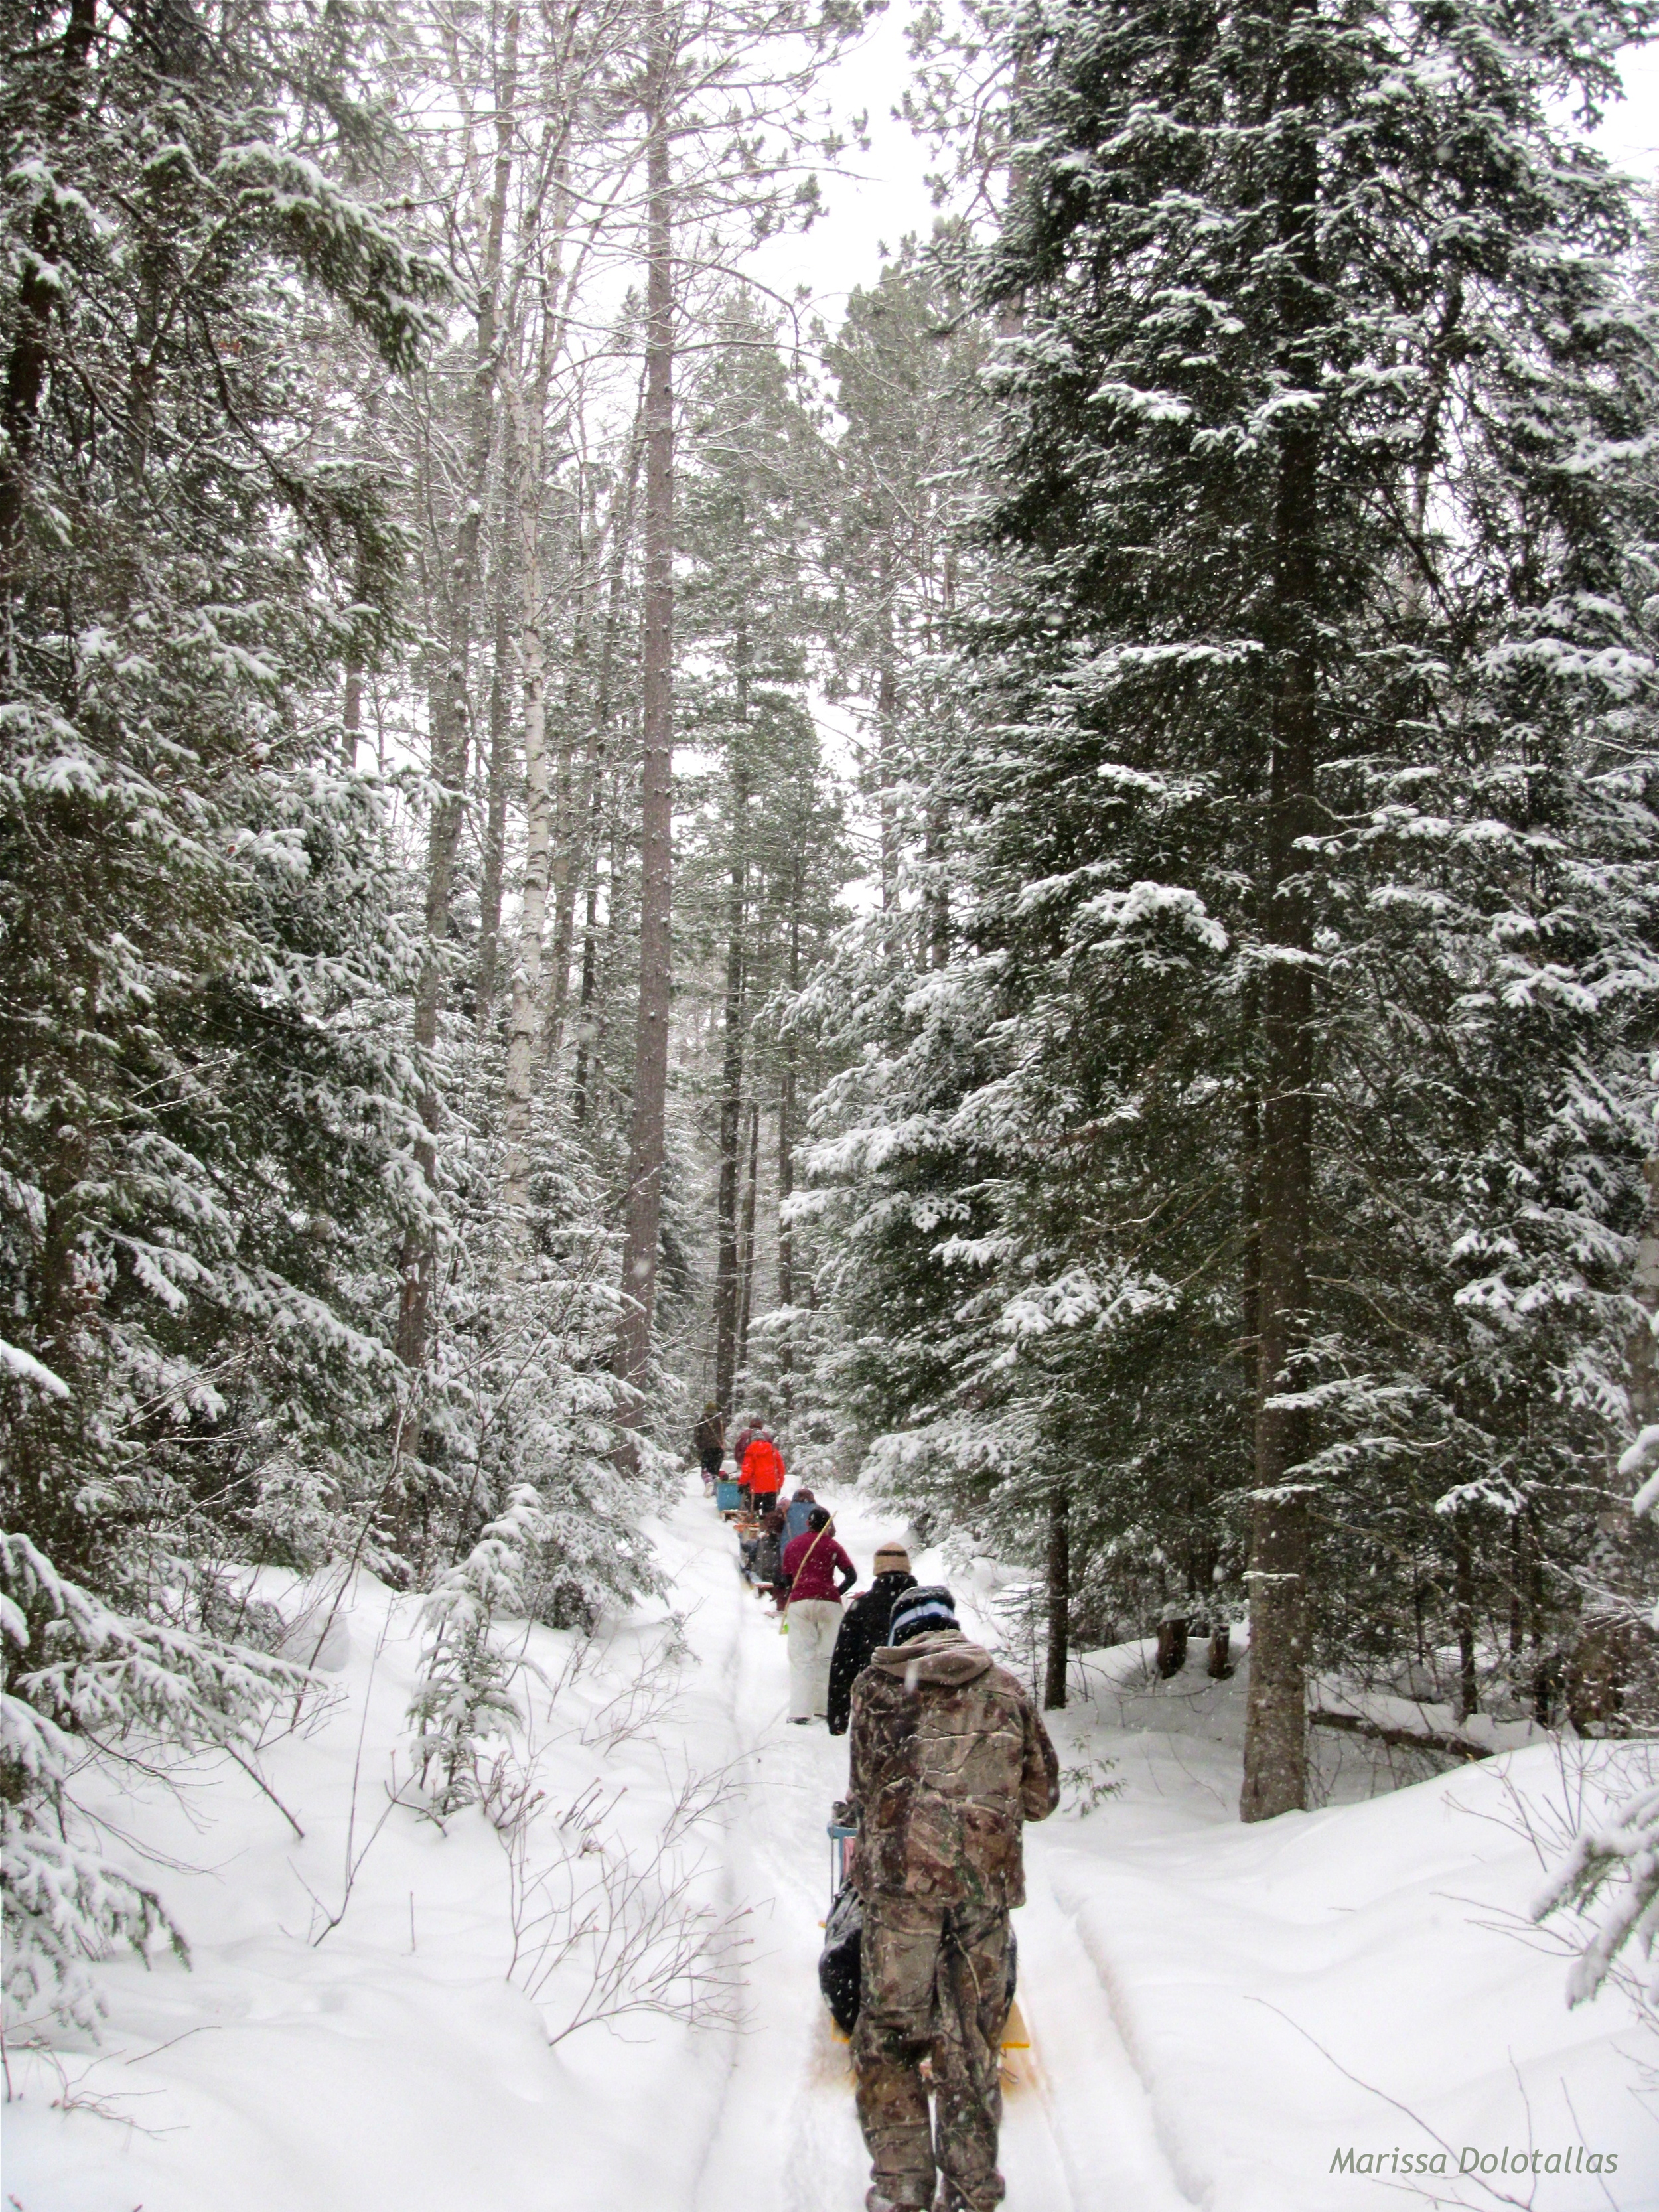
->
[8,1487,1656,2212]
[1034,1666,1658,2211]
[4,1549,743,2212]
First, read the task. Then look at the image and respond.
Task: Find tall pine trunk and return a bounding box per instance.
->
[396,3,517,1377]
[1240,0,1320,1823]
[1631,1155,1659,1431]
[475,582,512,1029]
[877,535,898,912]
[615,11,675,1390]
[735,1095,759,1383]
[501,387,553,1224]
[1452,1513,1479,1721]
[776,876,802,1406]
[713,761,747,1412]
[1043,1485,1071,1710]
[571,424,642,1122]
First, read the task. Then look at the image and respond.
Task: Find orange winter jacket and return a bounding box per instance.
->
[741,1437,786,1495]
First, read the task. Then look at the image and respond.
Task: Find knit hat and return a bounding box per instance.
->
[887,1584,957,1647]
[872,1542,911,1575]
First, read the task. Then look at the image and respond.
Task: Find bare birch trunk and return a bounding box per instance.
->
[615,11,675,1391]
[551,427,641,1068]
[475,581,512,1030]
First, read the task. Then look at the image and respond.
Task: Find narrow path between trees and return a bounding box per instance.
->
[650,1475,1193,2212]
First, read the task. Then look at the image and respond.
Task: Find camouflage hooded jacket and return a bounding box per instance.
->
[847,1629,1060,1910]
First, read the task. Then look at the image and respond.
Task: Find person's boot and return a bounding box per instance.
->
[866,2192,929,2211]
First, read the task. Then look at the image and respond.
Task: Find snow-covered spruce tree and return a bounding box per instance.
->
[393,1034,668,1627]
[820,245,985,944]
[809,0,1659,1803]
[408,1484,546,1818]
[0,0,443,2019]
[1530,1426,1659,2014]
[676,292,833,1419]
[972,0,1659,1810]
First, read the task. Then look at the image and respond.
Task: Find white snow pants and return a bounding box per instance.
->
[786,1597,843,1720]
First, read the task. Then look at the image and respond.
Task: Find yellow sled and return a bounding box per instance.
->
[827,2000,1028,2055]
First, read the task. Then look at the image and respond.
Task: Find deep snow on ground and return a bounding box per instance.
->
[7,1476,1657,2212]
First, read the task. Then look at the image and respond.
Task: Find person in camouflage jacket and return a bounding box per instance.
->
[845,1585,1060,2212]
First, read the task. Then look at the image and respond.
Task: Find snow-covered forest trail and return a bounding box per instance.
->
[654,1476,1193,2212]
[11,1474,1658,2212]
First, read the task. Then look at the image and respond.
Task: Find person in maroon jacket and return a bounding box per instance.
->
[780,1506,857,1723]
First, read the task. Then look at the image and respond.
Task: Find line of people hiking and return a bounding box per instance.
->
[692,1409,1061,2210]
[694,1401,790,1514]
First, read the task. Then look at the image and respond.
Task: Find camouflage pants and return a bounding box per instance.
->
[853,1892,1009,2212]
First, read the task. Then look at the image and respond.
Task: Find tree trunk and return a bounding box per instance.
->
[776,871,802,1402]
[571,430,641,1123]
[342,654,362,771]
[1630,1154,1659,1430]
[396,3,518,1374]
[501,393,553,1226]
[544,517,586,1064]
[776,1085,794,1313]
[572,867,601,1124]
[615,14,675,1392]
[924,550,955,968]
[1508,1513,1526,1660]
[0,0,94,585]
[1240,0,1320,1824]
[735,1095,760,1383]
[877,535,898,913]
[713,756,749,1412]
[1043,1485,1070,1710]
[475,581,512,1028]
[1452,1512,1479,1722]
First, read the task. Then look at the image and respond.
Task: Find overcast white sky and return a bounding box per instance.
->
[751,19,1659,327]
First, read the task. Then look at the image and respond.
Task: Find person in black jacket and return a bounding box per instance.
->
[826,1543,916,1737]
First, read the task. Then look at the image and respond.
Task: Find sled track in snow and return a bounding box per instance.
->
[660,1476,1193,2212]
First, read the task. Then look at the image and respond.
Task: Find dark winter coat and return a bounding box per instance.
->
[826,1570,917,1736]
[847,1629,1060,1911]
[753,1528,783,1583]
[693,1412,723,1459]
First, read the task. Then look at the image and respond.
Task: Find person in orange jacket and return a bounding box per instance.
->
[740,1426,786,1511]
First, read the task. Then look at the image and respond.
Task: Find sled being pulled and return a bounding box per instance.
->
[818,1820,1025,2053]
